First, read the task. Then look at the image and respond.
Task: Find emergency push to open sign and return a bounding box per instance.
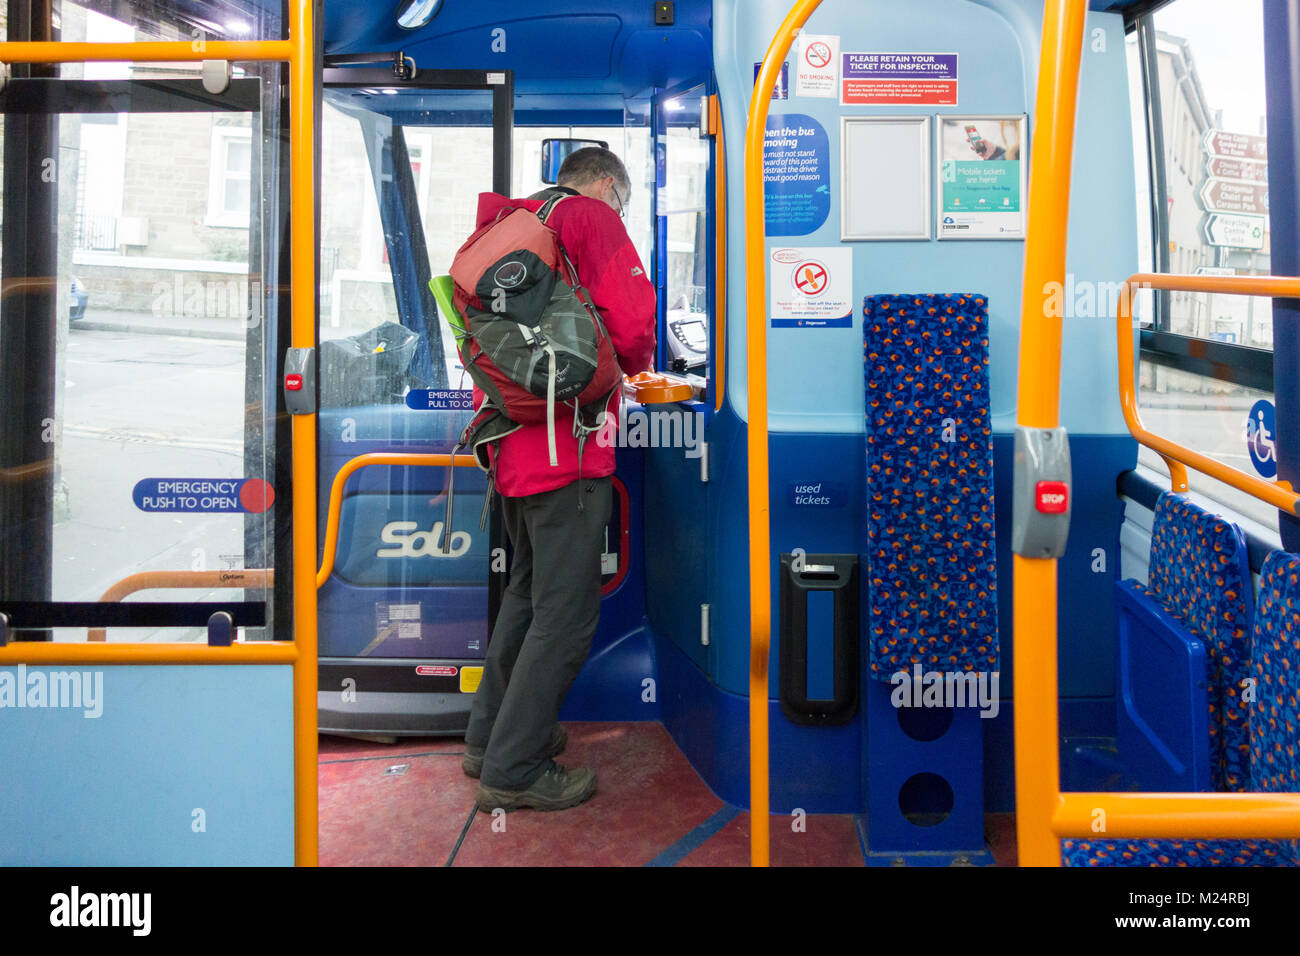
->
[132,478,276,513]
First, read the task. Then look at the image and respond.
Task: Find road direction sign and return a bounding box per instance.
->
[1203,130,1267,161]
[1200,178,1269,215]
[1205,156,1268,183]
[1203,213,1266,250]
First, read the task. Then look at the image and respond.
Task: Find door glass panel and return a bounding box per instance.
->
[317,87,494,661]
[662,91,710,374]
[0,75,283,641]
[513,123,654,278]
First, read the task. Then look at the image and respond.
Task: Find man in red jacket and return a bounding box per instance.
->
[463,147,656,812]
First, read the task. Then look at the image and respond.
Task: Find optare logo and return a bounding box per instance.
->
[493,261,528,289]
[377,521,472,559]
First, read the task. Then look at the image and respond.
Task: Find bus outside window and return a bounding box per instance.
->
[1130,0,1278,534]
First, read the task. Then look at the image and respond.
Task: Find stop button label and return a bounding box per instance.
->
[1035,480,1069,514]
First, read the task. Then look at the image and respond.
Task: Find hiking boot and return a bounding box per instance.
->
[476,763,597,812]
[462,724,567,778]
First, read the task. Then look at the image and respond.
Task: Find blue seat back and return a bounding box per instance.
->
[1148,493,1254,791]
[861,293,997,679]
[1114,579,1211,791]
[1250,551,1300,862]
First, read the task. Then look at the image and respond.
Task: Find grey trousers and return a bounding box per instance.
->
[465,476,613,789]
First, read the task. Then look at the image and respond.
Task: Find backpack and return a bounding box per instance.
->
[438,191,622,542]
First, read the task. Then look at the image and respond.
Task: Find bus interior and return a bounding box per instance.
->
[0,0,1298,868]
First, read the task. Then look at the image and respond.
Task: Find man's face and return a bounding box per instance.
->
[577,175,626,218]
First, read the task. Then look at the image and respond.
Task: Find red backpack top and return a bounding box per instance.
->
[439,191,623,542]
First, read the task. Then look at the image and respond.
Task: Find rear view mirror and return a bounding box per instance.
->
[540,138,609,184]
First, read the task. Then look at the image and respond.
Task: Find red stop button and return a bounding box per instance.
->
[285,373,303,391]
[1035,480,1069,514]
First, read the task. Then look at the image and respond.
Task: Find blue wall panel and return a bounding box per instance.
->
[0,665,293,865]
[715,0,1138,436]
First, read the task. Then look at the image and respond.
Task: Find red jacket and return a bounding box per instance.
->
[468,191,657,497]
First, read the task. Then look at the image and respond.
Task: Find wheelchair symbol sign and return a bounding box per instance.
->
[1244,399,1277,479]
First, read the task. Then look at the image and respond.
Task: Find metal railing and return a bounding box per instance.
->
[1117,273,1300,514]
[1014,1,1300,866]
[746,0,826,868]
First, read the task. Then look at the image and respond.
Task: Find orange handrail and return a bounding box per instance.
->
[1012,0,1088,867]
[1016,2,1300,868]
[712,93,727,413]
[316,453,479,588]
[1116,272,1300,514]
[0,40,294,62]
[0,642,297,664]
[746,0,825,868]
[87,570,274,641]
[0,12,317,865]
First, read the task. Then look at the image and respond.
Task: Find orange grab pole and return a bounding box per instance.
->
[746,0,825,868]
[1116,273,1300,514]
[0,642,297,665]
[316,453,479,589]
[713,93,727,413]
[0,40,295,62]
[288,0,319,866]
[1012,0,1089,868]
[1055,792,1300,840]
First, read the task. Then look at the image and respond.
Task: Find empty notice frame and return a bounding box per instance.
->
[841,116,931,240]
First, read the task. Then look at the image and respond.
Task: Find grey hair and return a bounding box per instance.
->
[557,146,630,196]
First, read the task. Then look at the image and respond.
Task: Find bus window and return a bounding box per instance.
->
[662,92,709,375]
[321,88,496,391]
[0,26,285,641]
[512,123,654,276]
[1130,0,1277,533]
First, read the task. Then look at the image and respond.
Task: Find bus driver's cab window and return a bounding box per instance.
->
[661,92,710,377]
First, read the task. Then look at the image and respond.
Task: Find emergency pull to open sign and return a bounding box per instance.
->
[132,477,276,513]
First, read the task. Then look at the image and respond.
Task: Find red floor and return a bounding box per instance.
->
[318,721,1015,866]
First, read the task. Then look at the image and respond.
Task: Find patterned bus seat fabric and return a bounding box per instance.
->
[1146,493,1255,791]
[1063,550,1300,867]
[861,293,997,680]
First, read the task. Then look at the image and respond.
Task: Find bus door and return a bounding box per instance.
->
[0,49,294,863]
[316,65,511,736]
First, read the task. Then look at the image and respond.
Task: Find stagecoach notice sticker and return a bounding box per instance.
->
[795,33,839,98]
[840,52,958,106]
[769,246,853,328]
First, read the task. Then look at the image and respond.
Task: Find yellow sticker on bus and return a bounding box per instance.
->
[459,666,483,694]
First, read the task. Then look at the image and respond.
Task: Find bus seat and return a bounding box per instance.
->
[861,293,998,678]
[1116,493,1254,793]
[860,292,996,858]
[1113,579,1211,791]
[1062,550,1300,867]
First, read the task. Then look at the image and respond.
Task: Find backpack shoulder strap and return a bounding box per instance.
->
[537,193,569,224]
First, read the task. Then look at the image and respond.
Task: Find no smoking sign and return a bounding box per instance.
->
[804,41,832,69]
[796,33,839,98]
